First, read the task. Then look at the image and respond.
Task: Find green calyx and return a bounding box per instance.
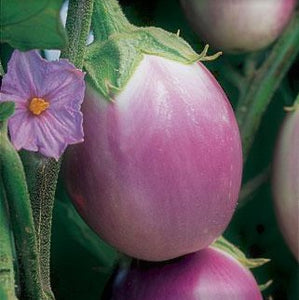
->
[84,0,221,100]
[212,236,270,269]
[212,236,272,292]
[284,93,299,112]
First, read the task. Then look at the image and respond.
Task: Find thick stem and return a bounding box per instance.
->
[236,12,299,161]
[20,0,94,298]
[92,0,132,41]
[61,0,94,68]
[0,178,18,300]
[0,122,44,300]
[20,154,59,300]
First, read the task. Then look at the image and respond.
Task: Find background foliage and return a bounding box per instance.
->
[0,0,67,50]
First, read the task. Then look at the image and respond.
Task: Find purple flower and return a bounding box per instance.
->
[0,50,85,160]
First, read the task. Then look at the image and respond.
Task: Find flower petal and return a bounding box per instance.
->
[33,117,68,160]
[26,108,84,160]
[46,109,84,144]
[0,92,26,106]
[1,50,46,99]
[8,111,38,151]
[1,50,85,159]
[41,59,85,109]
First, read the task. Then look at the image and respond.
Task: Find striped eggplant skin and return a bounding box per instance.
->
[180,0,296,53]
[64,55,242,261]
[111,247,262,300]
[272,107,299,262]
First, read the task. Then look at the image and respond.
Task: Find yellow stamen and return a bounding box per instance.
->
[29,97,50,115]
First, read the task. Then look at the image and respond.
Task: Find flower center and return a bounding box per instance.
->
[29,97,50,115]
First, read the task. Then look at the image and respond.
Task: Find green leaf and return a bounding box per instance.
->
[0,0,48,25]
[54,197,118,267]
[0,0,67,51]
[50,189,118,300]
[0,101,15,121]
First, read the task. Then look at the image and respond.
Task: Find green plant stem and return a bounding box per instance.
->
[20,154,59,300]
[20,0,94,298]
[0,121,44,300]
[0,178,18,300]
[221,60,245,91]
[236,11,299,161]
[243,52,260,78]
[92,0,132,41]
[0,60,4,76]
[61,0,94,68]
[238,166,270,208]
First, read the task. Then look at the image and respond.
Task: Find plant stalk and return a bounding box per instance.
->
[0,60,4,76]
[0,121,44,300]
[92,0,132,41]
[0,178,18,300]
[19,0,94,298]
[61,0,95,68]
[236,11,299,161]
[238,166,270,208]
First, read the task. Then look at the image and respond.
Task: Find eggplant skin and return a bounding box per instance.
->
[272,108,299,262]
[180,0,296,52]
[111,247,262,300]
[64,55,242,261]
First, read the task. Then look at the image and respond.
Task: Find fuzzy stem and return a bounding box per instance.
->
[20,0,94,298]
[0,178,18,300]
[20,154,59,300]
[236,11,299,161]
[61,0,94,68]
[92,0,133,41]
[0,121,44,300]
